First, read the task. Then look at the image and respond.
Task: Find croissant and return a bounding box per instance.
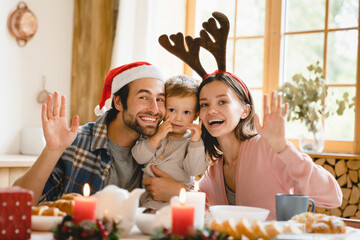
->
[60,193,82,201]
[38,199,74,216]
[32,205,49,216]
[41,207,66,217]
[291,212,346,234]
[52,199,74,216]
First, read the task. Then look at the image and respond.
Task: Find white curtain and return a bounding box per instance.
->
[111,0,187,79]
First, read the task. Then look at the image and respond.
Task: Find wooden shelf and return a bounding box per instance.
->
[308,152,360,160]
[0,154,37,167]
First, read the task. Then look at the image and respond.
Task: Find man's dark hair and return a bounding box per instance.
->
[105,84,130,126]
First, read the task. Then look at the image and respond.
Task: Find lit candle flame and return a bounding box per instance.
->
[179,188,186,204]
[194,181,199,192]
[83,183,90,197]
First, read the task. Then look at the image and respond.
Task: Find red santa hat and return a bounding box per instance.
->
[94,61,165,116]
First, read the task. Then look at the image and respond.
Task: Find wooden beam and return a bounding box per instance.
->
[71,0,116,124]
[354,4,360,154]
[263,0,282,95]
[184,0,196,75]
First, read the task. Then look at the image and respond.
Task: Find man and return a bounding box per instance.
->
[14,62,183,204]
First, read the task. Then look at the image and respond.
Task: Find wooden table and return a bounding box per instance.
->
[31,226,149,240]
[31,226,360,240]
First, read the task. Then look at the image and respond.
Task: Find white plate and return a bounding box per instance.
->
[275,227,357,240]
[31,215,64,231]
[275,233,349,240]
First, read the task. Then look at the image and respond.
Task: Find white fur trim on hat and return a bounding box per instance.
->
[111,65,165,95]
[94,105,107,116]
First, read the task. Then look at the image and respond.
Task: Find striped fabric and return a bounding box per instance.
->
[40,112,113,202]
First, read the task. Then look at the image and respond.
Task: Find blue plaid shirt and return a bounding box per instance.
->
[40,112,142,202]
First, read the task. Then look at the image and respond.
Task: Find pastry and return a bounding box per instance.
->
[236,218,257,239]
[265,221,282,239]
[38,199,74,216]
[41,207,66,217]
[52,199,74,216]
[32,205,49,216]
[291,212,346,234]
[60,193,81,201]
[252,220,269,240]
[209,219,223,233]
[222,219,241,239]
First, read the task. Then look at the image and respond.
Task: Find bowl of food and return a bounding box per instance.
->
[135,208,157,235]
[135,206,172,235]
[209,205,270,223]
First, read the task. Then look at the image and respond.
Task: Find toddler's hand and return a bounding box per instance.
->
[188,120,202,142]
[156,118,173,139]
[150,117,173,149]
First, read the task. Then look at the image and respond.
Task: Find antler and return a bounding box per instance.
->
[199,11,230,71]
[158,32,207,77]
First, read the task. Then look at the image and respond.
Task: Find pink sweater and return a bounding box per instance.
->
[199,135,342,220]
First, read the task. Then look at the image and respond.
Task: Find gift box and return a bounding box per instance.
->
[0,187,33,240]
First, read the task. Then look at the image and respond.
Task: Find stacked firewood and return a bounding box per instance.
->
[313,157,360,219]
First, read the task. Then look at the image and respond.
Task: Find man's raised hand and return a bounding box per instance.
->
[41,91,79,152]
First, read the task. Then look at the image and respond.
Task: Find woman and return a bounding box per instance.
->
[197,72,342,220]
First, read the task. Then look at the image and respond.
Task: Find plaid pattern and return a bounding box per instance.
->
[40,113,113,202]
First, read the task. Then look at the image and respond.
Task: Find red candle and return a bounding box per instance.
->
[172,188,195,235]
[74,183,97,224]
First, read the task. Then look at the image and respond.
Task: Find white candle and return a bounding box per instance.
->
[185,181,206,229]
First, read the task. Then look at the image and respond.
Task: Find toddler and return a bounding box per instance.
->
[132,75,207,209]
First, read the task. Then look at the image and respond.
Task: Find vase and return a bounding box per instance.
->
[299,120,325,153]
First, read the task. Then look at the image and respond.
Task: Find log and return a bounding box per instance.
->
[343,205,357,217]
[347,160,360,170]
[349,170,359,183]
[330,208,342,217]
[315,158,326,166]
[355,211,360,218]
[323,164,336,177]
[337,174,347,187]
[348,174,353,188]
[349,186,360,204]
[335,160,347,177]
[342,188,351,201]
[315,206,326,213]
[341,199,348,210]
[326,158,336,166]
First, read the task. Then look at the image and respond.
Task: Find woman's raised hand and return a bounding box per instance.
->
[41,91,79,152]
[254,91,289,153]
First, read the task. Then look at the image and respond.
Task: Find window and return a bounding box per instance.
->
[191,0,359,153]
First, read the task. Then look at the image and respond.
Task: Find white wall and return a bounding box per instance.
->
[0,0,74,154]
[111,0,187,79]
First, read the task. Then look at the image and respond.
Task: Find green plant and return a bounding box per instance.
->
[278,61,355,135]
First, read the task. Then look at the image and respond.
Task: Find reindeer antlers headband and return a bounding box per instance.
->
[158,11,248,96]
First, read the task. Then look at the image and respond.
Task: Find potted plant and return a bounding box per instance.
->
[278,61,354,152]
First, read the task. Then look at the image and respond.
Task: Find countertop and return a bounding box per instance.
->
[0,154,37,167]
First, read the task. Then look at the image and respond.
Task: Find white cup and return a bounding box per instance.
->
[20,127,45,155]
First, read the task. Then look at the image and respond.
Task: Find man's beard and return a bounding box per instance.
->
[122,110,161,137]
